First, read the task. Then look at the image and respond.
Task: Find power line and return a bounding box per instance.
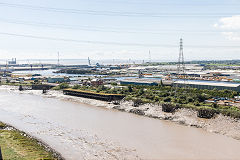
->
[0,32,171,47]
[92,0,240,6]
[0,2,239,17]
[0,18,238,35]
[0,32,240,49]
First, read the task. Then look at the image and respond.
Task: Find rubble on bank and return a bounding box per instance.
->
[1,85,240,141]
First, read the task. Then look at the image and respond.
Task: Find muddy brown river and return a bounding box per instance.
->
[0,90,240,160]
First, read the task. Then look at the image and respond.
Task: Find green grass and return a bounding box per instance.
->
[71,84,240,119]
[0,123,57,160]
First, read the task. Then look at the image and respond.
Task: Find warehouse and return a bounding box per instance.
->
[174,80,240,92]
[47,76,70,83]
[120,78,160,86]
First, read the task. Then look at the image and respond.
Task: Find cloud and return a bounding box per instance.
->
[215,15,240,30]
[214,15,240,41]
[222,32,240,41]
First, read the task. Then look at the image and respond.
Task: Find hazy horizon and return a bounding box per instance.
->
[1,58,240,66]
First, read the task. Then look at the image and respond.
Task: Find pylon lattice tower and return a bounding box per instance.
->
[177,38,185,76]
[174,38,187,91]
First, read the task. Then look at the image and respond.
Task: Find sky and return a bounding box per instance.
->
[0,0,240,61]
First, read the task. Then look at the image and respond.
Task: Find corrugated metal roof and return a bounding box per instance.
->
[120,78,160,84]
[175,80,240,88]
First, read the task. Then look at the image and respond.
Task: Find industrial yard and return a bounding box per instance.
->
[2,58,240,119]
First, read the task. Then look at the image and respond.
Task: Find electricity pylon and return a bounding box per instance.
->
[173,38,188,97]
[177,38,185,76]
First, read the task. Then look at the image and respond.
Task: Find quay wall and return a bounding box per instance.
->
[63,89,125,101]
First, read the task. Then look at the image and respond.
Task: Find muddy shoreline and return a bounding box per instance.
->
[1,85,240,141]
[0,122,64,160]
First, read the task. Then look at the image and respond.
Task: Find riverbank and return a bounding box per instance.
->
[0,122,63,160]
[1,85,240,159]
[1,85,240,141]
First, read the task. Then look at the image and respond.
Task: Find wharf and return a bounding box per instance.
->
[63,88,125,101]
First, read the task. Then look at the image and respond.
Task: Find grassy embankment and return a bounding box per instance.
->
[0,122,58,160]
[69,84,240,119]
[2,81,240,119]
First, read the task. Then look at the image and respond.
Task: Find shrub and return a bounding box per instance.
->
[197,106,216,119]
[162,103,179,113]
[137,88,144,96]
[194,101,200,106]
[187,97,194,103]
[59,83,69,89]
[53,83,69,90]
[163,97,171,102]
[96,85,106,92]
[217,106,240,119]
[128,86,133,92]
[154,96,160,102]
[211,103,218,108]
[72,85,80,89]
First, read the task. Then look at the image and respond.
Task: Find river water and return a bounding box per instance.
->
[0,90,240,160]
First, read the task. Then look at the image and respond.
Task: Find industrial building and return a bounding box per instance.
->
[174,80,240,92]
[8,58,17,65]
[120,78,160,86]
[120,78,240,92]
[47,76,70,83]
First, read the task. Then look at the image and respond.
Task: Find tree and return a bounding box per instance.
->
[163,97,171,102]
[128,85,133,92]
[187,97,194,103]
[196,94,206,102]
[59,83,69,89]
